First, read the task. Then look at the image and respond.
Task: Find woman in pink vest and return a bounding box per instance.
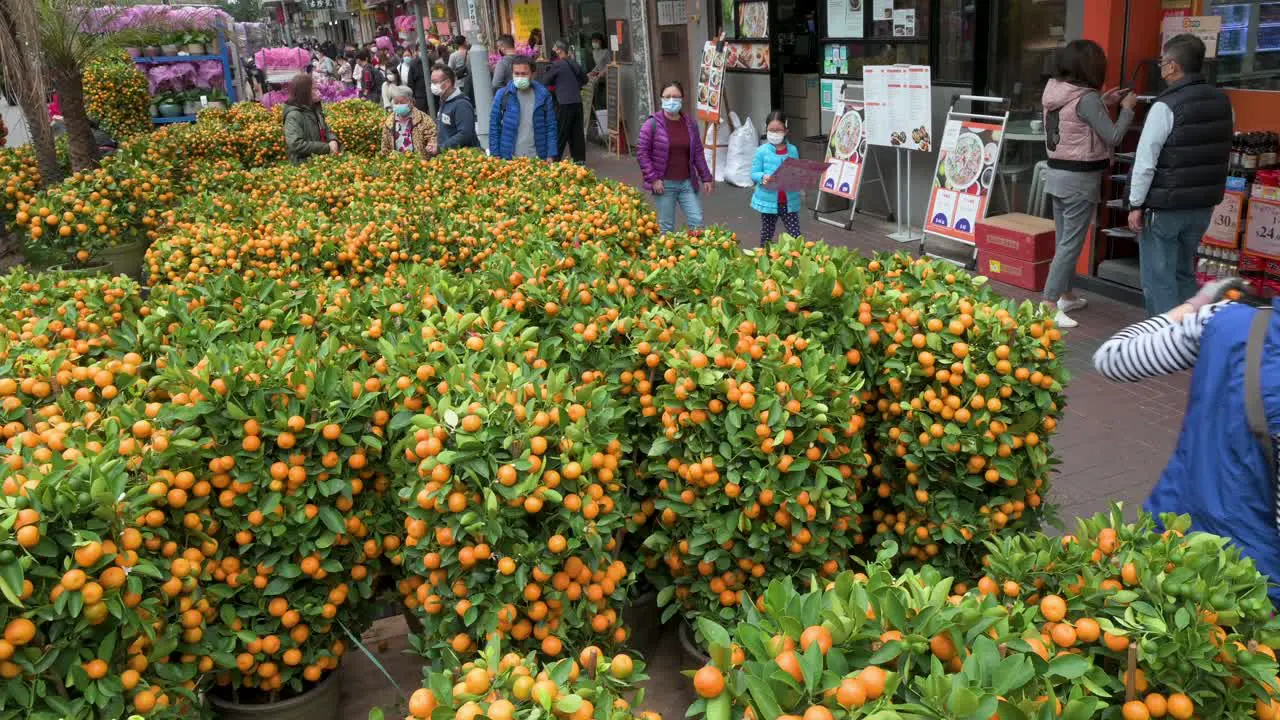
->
[1041,40,1137,328]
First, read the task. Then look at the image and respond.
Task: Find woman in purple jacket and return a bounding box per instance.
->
[636,82,714,233]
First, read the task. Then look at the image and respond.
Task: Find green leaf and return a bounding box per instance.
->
[948,686,979,716]
[263,577,291,595]
[1046,654,1090,680]
[696,618,731,655]
[706,693,730,720]
[554,695,583,715]
[799,642,824,693]
[743,675,783,720]
[319,507,346,535]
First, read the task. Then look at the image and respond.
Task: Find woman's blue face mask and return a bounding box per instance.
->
[393,104,412,117]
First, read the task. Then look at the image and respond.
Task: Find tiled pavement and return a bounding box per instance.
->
[337,147,1189,718]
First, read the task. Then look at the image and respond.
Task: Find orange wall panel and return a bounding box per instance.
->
[1225,89,1280,132]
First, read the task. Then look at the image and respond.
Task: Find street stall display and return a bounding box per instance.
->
[921,95,1010,264]
[1193,133,1280,295]
[86,5,240,124]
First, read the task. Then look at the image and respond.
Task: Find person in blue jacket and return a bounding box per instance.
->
[750,111,803,247]
[488,56,557,160]
[1094,277,1280,609]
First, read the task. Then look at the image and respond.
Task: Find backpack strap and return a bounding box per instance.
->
[1245,308,1275,489]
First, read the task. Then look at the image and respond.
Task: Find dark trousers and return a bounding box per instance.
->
[413,94,428,113]
[557,101,586,163]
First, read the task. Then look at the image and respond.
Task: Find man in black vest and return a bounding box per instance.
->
[1128,33,1233,316]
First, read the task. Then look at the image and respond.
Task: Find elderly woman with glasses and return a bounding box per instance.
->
[380,86,438,158]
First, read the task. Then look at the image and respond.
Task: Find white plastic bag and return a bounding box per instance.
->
[702,114,731,183]
[725,113,757,188]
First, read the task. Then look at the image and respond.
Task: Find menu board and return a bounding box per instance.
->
[862,65,931,150]
[1204,189,1246,249]
[1245,196,1280,260]
[825,0,864,38]
[924,118,1005,244]
[696,41,728,123]
[819,100,868,204]
[606,65,621,135]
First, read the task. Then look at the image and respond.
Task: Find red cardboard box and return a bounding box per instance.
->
[975,213,1057,262]
[977,252,1052,292]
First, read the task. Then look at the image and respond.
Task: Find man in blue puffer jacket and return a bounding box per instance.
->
[489,56,557,160]
[1094,278,1280,609]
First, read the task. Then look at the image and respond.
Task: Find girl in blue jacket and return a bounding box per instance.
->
[750,111,803,247]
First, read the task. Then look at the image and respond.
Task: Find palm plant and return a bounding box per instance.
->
[0,0,62,185]
[34,0,134,172]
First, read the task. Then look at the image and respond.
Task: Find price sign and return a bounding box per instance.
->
[303,0,334,9]
[1244,196,1280,260]
[1204,189,1244,248]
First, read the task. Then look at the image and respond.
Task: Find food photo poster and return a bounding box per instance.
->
[924,119,1004,243]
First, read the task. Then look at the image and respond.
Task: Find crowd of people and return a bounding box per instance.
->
[279,28,615,166]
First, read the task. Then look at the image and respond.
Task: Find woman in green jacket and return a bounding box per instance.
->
[282,73,340,164]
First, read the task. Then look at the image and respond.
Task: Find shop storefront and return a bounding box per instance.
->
[1062,0,1280,301]
[698,0,1082,225]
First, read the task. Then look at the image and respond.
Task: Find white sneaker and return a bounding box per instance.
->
[1057,296,1088,313]
[1054,310,1078,328]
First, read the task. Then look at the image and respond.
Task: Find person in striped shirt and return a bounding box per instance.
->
[1094,278,1280,606]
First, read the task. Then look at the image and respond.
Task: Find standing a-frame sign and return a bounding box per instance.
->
[605,64,628,156]
[695,35,729,178]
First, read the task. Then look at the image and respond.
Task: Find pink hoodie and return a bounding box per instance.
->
[1042,79,1110,168]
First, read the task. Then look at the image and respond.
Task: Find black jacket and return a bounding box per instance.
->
[1146,75,1233,210]
[406,56,428,100]
[539,57,587,105]
[437,90,478,150]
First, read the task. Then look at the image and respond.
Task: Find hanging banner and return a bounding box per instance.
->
[863,65,931,150]
[696,40,728,123]
[924,117,1006,244]
[819,100,867,203]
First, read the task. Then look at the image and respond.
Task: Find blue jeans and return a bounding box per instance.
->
[1138,207,1212,316]
[653,179,703,233]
